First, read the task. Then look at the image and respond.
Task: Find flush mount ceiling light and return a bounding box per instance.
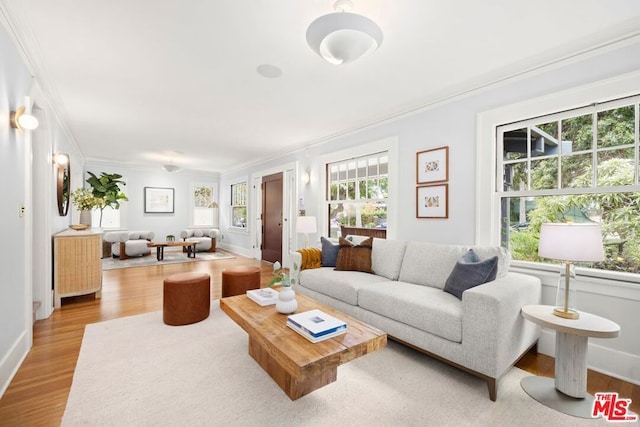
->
[162,150,182,172]
[162,164,180,173]
[306,0,383,65]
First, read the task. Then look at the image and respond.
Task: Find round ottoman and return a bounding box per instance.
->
[163,272,211,326]
[221,265,261,297]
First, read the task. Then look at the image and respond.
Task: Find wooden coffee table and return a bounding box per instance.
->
[147,240,197,261]
[220,292,387,400]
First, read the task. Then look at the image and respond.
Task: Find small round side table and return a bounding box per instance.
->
[520,304,620,418]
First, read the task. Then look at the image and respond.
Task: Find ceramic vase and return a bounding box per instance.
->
[79,210,92,226]
[276,287,298,314]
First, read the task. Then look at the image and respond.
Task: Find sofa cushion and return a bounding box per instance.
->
[299,267,389,305]
[371,238,407,280]
[193,229,204,237]
[443,249,498,300]
[358,281,463,343]
[463,246,510,279]
[321,237,340,267]
[398,242,466,289]
[335,237,373,273]
[345,235,371,245]
[398,242,510,289]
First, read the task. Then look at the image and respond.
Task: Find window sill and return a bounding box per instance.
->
[510,260,640,301]
[227,227,249,235]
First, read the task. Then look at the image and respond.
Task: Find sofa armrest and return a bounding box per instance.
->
[104,231,128,243]
[461,272,541,378]
[138,231,155,240]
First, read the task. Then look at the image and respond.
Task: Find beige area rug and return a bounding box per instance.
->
[63,306,608,427]
[102,249,234,270]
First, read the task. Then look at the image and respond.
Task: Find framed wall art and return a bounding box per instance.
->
[416,184,448,218]
[417,146,449,184]
[144,187,175,213]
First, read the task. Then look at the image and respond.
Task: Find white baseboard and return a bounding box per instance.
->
[0,330,30,398]
[538,329,640,386]
[218,243,253,258]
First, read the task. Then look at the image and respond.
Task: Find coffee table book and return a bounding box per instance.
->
[246,288,279,306]
[287,320,347,343]
[287,309,347,338]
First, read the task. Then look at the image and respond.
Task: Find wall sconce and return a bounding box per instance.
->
[302,172,310,185]
[10,106,39,132]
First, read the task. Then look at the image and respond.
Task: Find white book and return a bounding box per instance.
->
[287,320,347,343]
[287,309,347,338]
[246,288,279,306]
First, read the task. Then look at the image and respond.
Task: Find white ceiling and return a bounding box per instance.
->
[3,1,640,173]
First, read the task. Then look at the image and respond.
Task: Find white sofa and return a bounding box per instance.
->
[179,228,219,252]
[291,238,541,401]
[104,230,155,260]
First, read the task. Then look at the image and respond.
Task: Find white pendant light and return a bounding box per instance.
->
[306,0,383,65]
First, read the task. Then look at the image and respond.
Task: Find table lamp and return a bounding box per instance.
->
[296,216,317,248]
[538,223,604,319]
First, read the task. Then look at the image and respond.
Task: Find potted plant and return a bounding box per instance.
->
[86,172,128,227]
[71,188,99,225]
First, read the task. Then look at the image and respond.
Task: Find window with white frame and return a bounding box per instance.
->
[497,94,640,274]
[190,183,218,227]
[92,205,123,229]
[326,152,388,238]
[230,182,247,228]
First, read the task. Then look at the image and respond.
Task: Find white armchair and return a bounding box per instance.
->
[179,228,219,252]
[104,230,155,260]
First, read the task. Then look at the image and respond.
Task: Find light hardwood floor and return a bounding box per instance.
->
[0,253,637,425]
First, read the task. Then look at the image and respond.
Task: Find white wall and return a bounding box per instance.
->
[83,162,219,241]
[0,21,33,397]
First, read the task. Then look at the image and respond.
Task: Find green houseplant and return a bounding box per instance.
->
[266,261,299,287]
[86,172,128,227]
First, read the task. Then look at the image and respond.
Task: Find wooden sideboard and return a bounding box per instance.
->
[53,229,103,308]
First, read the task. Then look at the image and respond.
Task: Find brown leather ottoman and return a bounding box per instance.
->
[221,265,261,297]
[163,272,210,326]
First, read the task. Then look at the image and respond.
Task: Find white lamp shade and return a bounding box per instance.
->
[296,216,317,234]
[306,12,383,65]
[538,223,605,262]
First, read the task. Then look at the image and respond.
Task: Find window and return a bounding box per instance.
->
[91,206,123,229]
[497,95,640,274]
[230,182,247,228]
[191,184,218,227]
[326,152,388,238]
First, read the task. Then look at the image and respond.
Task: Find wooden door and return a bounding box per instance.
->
[261,172,283,263]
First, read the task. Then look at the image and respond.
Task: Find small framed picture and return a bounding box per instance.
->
[416,184,448,218]
[417,146,449,184]
[144,187,175,213]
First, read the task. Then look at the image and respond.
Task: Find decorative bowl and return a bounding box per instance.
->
[69,224,90,231]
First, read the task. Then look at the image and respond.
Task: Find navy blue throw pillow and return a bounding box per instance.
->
[443,249,498,300]
[321,237,340,267]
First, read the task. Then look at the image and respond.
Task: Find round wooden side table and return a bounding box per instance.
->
[520,304,620,418]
